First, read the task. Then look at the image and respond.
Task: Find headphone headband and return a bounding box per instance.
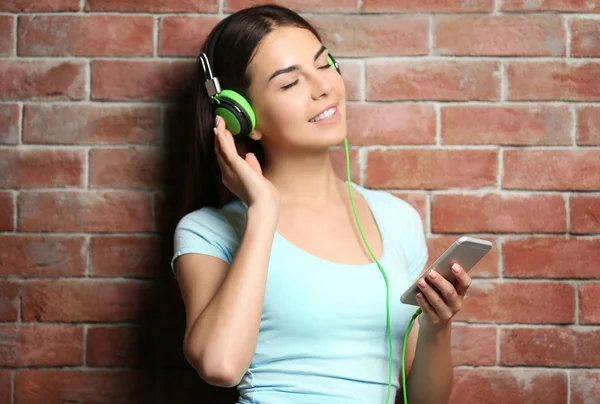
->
[198,53,221,98]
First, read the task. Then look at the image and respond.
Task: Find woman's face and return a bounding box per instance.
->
[246,26,347,153]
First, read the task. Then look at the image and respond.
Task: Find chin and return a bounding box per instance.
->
[308,114,347,143]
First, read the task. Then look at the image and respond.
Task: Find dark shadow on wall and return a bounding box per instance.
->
[139,63,238,404]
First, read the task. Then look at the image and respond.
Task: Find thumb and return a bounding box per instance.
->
[245,152,262,174]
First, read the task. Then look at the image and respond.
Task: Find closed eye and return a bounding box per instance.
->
[281,64,331,90]
[281,80,299,90]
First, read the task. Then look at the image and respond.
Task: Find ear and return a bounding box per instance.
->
[248,128,263,141]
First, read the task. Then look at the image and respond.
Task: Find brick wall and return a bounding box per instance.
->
[1,0,599,403]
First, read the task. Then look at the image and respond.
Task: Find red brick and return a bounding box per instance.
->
[501,327,600,367]
[449,368,568,404]
[338,60,361,101]
[0,60,86,101]
[91,60,195,101]
[366,149,498,189]
[501,0,600,12]
[427,236,498,278]
[23,105,161,145]
[571,195,600,234]
[390,192,426,221]
[0,149,84,188]
[503,149,600,191]
[0,104,20,144]
[503,237,600,278]
[0,0,79,11]
[450,324,496,366]
[22,280,157,322]
[0,281,20,321]
[507,61,600,101]
[89,147,163,189]
[158,16,219,57]
[0,235,85,277]
[436,15,564,56]
[441,105,572,145]
[0,370,10,404]
[363,0,493,12]
[346,104,436,146]
[431,193,566,233]
[0,16,14,56]
[580,283,600,324]
[86,0,217,12]
[0,192,14,231]
[14,370,153,404]
[456,281,575,323]
[18,191,153,232]
[578,106,600,146]
[571,19,600,57]
[571,370,600,404]
[307,15,428,57]
[87,326,151,366]
[90,236,163,277]
[330,147,360,184]
[0,324,83,367]
[367,60,500,101]
[227,0,359,11]
[19,15,153,57]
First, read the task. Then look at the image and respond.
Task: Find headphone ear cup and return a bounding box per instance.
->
[328,54,341,75]
[213,89,256,137]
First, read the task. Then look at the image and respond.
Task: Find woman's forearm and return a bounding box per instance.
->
[404,322,454,404]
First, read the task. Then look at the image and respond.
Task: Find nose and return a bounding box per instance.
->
[310,69,333,100]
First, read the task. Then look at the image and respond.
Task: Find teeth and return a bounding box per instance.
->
[310,107,336,122]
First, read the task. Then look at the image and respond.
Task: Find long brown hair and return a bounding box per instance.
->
[176,5,323,221]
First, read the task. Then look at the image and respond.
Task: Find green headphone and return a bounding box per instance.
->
[198,49,341,137]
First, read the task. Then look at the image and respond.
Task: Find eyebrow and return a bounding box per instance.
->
[267,45,327,82]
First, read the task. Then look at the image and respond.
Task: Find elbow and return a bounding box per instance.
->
[198,360,243,388]
[183,341,242,388]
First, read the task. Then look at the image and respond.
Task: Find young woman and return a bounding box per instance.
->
[171,5,471,404]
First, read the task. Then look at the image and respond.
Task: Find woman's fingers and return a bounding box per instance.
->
[451,264,472,297]
[214,126,236,181]
[215,115,240,163]
[424,269,462,312]
[245,152,262,174]
[215,116,234,164]
[417,277,453,320]
[416,290,436,320]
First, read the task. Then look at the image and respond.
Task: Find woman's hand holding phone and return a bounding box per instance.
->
[214,115,280,213]
[401,236,491,333]
[415,263,472,334]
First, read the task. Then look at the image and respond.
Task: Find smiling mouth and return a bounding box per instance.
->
[309,106,337,123]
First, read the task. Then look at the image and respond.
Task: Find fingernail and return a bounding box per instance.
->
[213,127,218,136]
[416,292,423,299]
[215,115,220,125]
[419,278,427,288]
[452,263,461,274]
[428,270,438,280]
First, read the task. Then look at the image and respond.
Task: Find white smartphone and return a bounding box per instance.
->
[400,236,493,306]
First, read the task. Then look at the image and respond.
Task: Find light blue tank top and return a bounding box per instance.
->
[171,182,428,404]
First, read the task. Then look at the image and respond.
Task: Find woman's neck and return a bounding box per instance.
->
[262,150,349,209]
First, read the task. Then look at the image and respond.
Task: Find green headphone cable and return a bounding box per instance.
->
[343,136,422,404]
